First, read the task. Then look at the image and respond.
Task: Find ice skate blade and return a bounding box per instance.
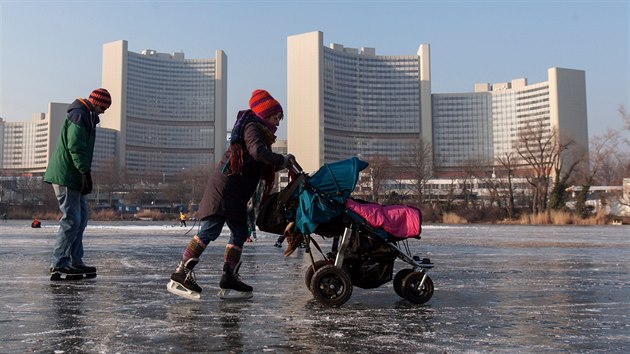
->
[166,280,201,301]
[50,273,84,281]
[218,288,253,299]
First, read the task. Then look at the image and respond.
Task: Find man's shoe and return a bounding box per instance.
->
[50,266,84,281]
[73,264,97,279]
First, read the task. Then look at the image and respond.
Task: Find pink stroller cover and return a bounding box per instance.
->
[344,199,421,238]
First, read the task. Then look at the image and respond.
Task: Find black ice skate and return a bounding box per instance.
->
[73,264,97,279]
[218,262,253,299]
[50,266,84,281]
[167,258,202,301]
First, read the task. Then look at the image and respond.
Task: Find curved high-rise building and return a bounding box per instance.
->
[288,31,432,173]
[101,40,227,180]
[288,31,587,179]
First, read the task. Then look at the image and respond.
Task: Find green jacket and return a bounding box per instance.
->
[44,99,99,191]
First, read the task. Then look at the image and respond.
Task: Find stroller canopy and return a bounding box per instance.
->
[294,157,369,234]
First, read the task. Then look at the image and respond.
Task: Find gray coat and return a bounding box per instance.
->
[197,122,285,222]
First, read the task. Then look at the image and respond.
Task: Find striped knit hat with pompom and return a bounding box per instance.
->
[88,88,112,109]
[248,89,283,120]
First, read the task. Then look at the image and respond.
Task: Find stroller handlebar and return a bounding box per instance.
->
[289,155,303,174]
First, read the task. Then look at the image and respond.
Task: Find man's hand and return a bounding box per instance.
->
[81,171,93,195]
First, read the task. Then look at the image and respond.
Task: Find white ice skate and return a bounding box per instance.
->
[167,280,201,301]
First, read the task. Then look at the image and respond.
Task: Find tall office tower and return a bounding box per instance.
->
[0,113,49,173]
[432,68,588,176]
[100,40,227,180]
[287,31,432,173]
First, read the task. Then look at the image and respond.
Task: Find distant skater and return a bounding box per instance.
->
[179,211,187,227]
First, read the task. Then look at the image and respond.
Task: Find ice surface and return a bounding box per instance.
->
[1,220,629,353]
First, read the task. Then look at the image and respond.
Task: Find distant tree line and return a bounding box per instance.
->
[2,106,629,222]
[362,106,630,223]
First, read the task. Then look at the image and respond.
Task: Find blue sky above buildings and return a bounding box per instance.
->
[0,0,628,140]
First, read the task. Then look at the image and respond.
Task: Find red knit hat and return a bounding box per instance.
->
[89,88,112,109]
[249,89,283,120]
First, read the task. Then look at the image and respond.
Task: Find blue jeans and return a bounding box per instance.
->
[197,215,248,248]
[51,184,89,269]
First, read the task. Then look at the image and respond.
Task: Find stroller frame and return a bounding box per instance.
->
[302,213,434,306]
[283,157,435,307]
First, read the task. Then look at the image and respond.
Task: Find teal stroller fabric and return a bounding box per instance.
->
[294,157,369,234]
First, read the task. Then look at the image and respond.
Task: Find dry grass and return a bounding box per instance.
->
[132,209,176,221]
[508,210,609,225]
[91,209,124,221]
[442,212,468,224]
[550,211,572,225]
[573,209,608,225]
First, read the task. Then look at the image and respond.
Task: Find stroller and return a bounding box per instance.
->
[257,157,434,307]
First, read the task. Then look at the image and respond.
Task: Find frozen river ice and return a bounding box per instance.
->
[1,220,629,353]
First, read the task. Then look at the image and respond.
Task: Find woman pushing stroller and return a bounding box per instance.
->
[167,89,293,300]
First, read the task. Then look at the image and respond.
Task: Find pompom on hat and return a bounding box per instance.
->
[88,88,112,109]
[249,89,283,120]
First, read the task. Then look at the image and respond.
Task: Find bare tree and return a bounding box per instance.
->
[572,107,630,213]
[515,118,587,215]
[14,175,44,214]
[460,158,488,208]
[515,121,558,214]
[548,133,585,211]
[398,137,433,206]
[585,130,625,186]
[619,105,630,178]
[621,105,630,131]
[365,154,392,203]
[496,152,518,218]
[93,155,125,207]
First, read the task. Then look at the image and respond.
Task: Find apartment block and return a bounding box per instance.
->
[433,68,588,175]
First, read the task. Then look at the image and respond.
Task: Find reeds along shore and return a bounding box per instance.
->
[443,209,610,225]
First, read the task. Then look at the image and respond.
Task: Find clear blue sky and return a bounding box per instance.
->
[1,0,628,140]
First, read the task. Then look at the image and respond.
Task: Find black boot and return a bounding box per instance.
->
[219,262,252,293]
[169,258,202,294]
[50,266,84,281]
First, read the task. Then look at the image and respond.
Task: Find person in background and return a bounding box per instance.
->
[179,211,187,227]
[167,89,293,300]
[274,234,285,248]
[44,88,111,281]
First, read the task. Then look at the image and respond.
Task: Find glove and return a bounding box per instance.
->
[81,171,93,195]
[282,154,295,169]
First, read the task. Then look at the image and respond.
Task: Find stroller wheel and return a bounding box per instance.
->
[305,260,332,291]
[401,272,434,305]
[393,268,414,298]
[310,265,353,307]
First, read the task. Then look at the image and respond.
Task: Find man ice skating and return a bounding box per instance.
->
[44,88,111,281]
[167,89,293,300]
